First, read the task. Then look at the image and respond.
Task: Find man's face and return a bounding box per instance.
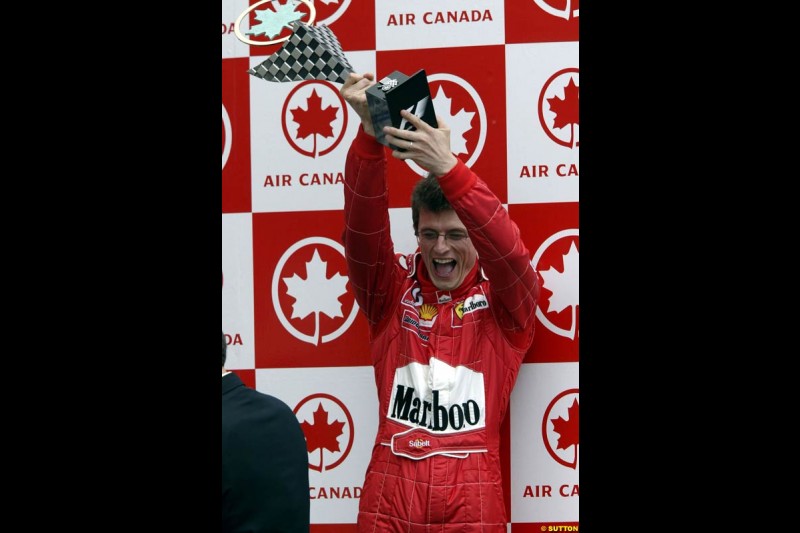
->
[417,208,478,291]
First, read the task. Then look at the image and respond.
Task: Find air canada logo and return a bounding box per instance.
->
[534,0,580,21]
[222,103,232,170]
[234,0,316,47]
[542,388,579,469]
[234,0,351,46]
[404,73,486,176]
[271,237,358,345]
[295,392,355,472]
[531,229,579,340]
[282,80,348,158]
[539,68,579,149]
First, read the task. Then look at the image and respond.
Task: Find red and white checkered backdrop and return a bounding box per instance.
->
[222,1,578,530]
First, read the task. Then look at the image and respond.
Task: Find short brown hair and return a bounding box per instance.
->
[411,176,452,233]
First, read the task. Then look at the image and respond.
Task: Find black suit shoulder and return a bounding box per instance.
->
[221,373,310,533]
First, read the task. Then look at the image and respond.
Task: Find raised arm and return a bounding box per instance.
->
[383,110,539,348]
[340,73,398,328]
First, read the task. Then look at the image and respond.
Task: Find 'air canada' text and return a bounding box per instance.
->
[309,486,362,499]
[263,172,344,187]
[387,10,493,26]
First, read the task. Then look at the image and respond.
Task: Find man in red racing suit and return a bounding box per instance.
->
[341,72,540,533]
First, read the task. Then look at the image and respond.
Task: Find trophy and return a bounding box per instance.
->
[237,14,437,152]
[365,70,438,151]
[247,21,354,83]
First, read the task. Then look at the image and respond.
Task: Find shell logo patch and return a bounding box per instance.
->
[419,304,438,321]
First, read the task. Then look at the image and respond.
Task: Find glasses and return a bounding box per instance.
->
[416,229,470,243]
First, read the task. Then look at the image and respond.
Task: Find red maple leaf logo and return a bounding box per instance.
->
[290,89,339,157]
[551,397,579,450]
[301,402,345,459]
[547,77,579,130]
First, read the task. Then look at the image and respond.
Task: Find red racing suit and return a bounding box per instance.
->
[343,127,539,533]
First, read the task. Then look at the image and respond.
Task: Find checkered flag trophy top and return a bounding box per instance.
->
[248,21,354,83]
